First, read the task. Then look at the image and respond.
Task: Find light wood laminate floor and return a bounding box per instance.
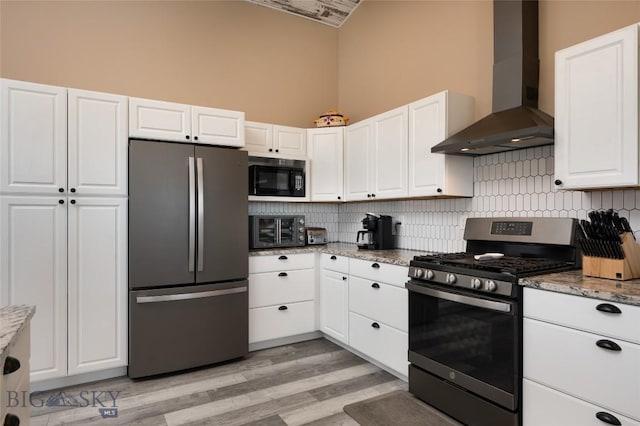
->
[30,338,407,425]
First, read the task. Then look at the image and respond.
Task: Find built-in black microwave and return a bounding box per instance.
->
[249,165,305,197]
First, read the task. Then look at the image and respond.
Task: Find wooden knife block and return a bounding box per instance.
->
[582,232,640,280]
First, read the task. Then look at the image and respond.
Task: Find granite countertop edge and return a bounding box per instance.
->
[1,305,36,364]
[249,243,424,266]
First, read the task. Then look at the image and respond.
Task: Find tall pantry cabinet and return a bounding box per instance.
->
[0,79,128,382]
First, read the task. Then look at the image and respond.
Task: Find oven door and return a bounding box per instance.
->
[406,280,520,411]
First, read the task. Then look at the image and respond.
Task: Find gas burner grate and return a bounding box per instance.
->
[412,253,572,276]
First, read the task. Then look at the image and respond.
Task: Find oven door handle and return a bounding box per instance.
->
[406,282,512,313]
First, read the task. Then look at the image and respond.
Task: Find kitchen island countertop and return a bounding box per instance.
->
[249,243,428,267]
[0,305,35,365]
[520,270,640,306]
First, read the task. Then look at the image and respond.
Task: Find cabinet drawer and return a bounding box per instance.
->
[320,253,349,273]
[249,301,316,344]
[524,379,639,426]
[524,318,640,419]
[349,258,407,288]
[249,269,315,308]
[349,276,407,332]
[249,253,315,273]
[349,312,408,376]
[524,288,640,344]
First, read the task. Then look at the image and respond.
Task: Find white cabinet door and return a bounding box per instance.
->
[0,196,67,381]
[68,89,128,196]
[408,91,474,197]
[344,119,372,201]
[244,121,273,154]
[371,106,408,200]
[0,79,67,195]
[191,106,244,148]
[308,127,344,202]
[129,97,191,142]
[555,24,639,189]
[319,269,349,344]
[273,125,306,156]
[67,197,127,375]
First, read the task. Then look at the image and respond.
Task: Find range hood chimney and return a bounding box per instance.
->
[431,0,553,156]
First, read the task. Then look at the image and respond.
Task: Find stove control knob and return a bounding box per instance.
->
[425,270,435,280]
[446,273,457,285]
[484,280,497,292]
[413,268,424,278]
[471,278,482,289]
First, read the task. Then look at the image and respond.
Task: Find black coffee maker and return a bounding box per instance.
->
[357,213,394,250]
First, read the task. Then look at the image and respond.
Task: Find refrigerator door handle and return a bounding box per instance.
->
[188,157,196,272]
[197,157,204,272]
[136,286,248,304]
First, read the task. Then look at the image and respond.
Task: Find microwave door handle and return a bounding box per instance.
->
[406,282,512,313]
[197,157,204,272]
[289,170,296,194]
[188,157,196,272]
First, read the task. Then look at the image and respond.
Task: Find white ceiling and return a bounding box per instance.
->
[247,0,361,28]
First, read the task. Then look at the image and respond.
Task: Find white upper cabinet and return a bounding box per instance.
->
[408,91,475,197]
[1,79,67,194]
[129,97,244,147]
[344,119,373,201]
[244,121,306,157]
[308,127,344,202]
[191,106,244,147]
[554,23,639,190]
[371,105,408,199]
[344,106,408,201]
[68,89,128,196]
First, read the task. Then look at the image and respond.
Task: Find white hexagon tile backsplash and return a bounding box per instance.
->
[250,145,640,252]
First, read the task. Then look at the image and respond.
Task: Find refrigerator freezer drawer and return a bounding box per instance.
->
[128,281,248,378]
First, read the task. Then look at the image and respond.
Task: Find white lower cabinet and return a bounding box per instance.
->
[249,301,315,343]
[248,253,316,344]
[349,312,408,376]
[523,288,640,424]
[1,196,127,381]
[319,268,350,344]
[524,379,640,426]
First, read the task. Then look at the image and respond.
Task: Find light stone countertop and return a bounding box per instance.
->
[249,242,430,267]
[1,305,35,365]
[520,270,640,306]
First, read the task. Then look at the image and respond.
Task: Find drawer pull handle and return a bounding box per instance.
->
[371,263,380,269]
[278,255,288,260]
[330,255,337,260]
[278,305,288,311]
[596,411,622,425]
[596,303,622,314]
[371,283,380,289]
[596,339,622,352]
[371,322,380,329]
[3,356,20,375]
[278,272,288,277]
[3,413,20,426]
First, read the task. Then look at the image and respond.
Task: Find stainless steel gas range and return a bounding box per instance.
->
[406,217,582,426]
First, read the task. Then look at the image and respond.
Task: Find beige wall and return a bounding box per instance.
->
[0,1,338,127]
[2,1,640,128]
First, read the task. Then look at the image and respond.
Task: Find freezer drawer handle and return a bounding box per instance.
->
[596,339,622,352]
[136,286,247,304]
[596,303,622,314]
[596,411,622,425]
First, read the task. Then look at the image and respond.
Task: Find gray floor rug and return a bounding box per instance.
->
[343,390,463,426]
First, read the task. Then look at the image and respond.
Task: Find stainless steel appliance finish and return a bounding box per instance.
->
[406,217,581,426]
[305,227,328,245]
[431,0,554,156]
[128,139,249,378]
[249,215,306,249]
[249,165,305,197]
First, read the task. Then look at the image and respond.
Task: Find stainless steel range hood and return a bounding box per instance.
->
[432,0,553,156]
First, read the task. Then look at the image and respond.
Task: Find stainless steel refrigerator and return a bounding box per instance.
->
[128,139,248,378]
